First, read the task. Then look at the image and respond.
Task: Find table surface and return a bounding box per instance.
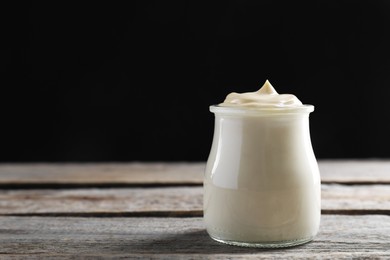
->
[0,160,389,259]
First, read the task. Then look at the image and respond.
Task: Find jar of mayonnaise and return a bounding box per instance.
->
[204,80,321,248]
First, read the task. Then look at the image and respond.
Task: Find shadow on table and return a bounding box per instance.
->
[133,230,307,254]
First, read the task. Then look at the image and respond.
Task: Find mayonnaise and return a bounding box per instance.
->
[204,80,320,248]
[220,80,303,108]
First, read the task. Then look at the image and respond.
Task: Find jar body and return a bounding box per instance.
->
[204,110,321,248]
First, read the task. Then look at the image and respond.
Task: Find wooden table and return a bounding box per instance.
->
[0,161,389,259]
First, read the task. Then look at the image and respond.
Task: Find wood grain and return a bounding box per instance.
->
[0,161,389,187]
[0,187,202,216]
[0,215,389,258]
[321,184,390,211]
[0,184,389,216]
[0,163,204,187]
[319,160,390,183]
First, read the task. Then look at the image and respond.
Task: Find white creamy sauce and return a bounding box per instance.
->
[204,80,320,246]
[220,80,303,108]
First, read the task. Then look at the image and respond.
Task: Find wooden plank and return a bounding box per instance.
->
[319,160,390,183]
[0,184,389,215]
[0,163,204,186]
[0,187,201,216]
[0,161,389,187]
[321,184,390,212]
[0,215,389,258]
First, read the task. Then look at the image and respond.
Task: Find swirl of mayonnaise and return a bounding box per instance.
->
[220,80,303,108]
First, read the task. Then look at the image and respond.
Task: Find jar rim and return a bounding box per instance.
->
[210,104,314,116]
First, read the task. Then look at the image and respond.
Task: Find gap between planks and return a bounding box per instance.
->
[1,181,390,190]
[0,183,203,190]
[0,209,390,218]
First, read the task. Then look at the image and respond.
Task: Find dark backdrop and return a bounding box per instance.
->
[3,1,390,162]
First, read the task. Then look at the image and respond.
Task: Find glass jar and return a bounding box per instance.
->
[204,105,321,248]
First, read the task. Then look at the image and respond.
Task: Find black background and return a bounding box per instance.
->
[3,1,390,162]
